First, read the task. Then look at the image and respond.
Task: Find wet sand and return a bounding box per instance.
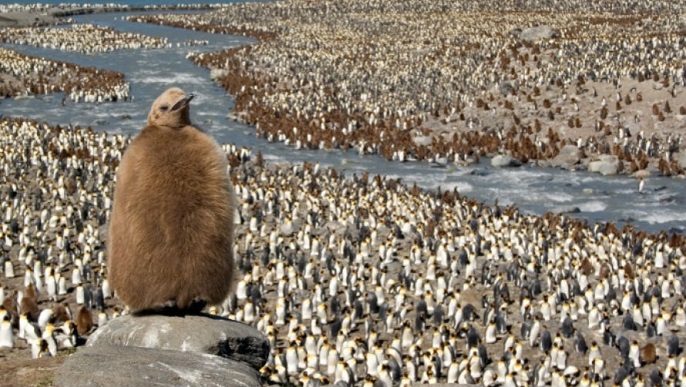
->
[0,11,59,29]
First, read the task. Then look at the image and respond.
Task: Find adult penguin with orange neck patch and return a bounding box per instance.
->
[108,87,236,314]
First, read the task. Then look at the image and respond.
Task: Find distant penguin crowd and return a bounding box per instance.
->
[0,47,129,102]
[0,0,686,385]
[1,113,686,386]
[134,0,686,177]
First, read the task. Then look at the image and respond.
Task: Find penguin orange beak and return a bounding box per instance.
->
[171,93,194,112]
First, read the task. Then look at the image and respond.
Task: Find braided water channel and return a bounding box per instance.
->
[1,9,685,235]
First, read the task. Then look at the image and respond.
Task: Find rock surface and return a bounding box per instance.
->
[587,154,623,175]
[491,154,522,168]
[518,25,559,41]
[412,135,433,146]
[54,344,262,387]
[55,314,269,387]
[551,144,583,169]
[499,80,519,96]
[87,314,270,370]
[678,151,686,169]
[0,11,59,28]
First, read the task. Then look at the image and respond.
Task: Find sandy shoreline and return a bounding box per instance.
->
[0,3,218,28]
[0,11,60,28]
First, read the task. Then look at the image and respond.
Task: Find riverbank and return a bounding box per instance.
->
[2,2,686,178]
[129,0,686,179]
[0,2,219,25]
[0,11,59,28]
[0,3,221,28]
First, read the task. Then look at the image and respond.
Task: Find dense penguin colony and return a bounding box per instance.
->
[1,116,686,387]
[0,23,207,101]
[0,0,686,385]
[133,0,686,176]
[0,47,130,102]
[0,24,173,53]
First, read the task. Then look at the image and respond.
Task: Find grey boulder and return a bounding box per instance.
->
[87,314,269,370]
[678,151,686,170]
[551,145,583,169]
[587,155,623,176]
[54,344,262,387]
[519,25,559,42]
[491,154,522,168]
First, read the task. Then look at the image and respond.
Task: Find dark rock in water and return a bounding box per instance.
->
[469,169,489,176]
[118,114,132,120]
[669,227,685,235]
[92,119,109,126]
[552,206,581,214]
[86,314,270,370]
[659,195,677,204]
[491,154,522,168]
[54,344,261,387]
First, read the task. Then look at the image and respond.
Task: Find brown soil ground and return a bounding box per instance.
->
[0,354,66,387]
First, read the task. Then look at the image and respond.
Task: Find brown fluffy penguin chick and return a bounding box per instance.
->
[53,303,72,323]
[108,87,236,313]
[20,295,39,321]
[24,283,37,300]
[640,342,657,365]
[76,306,93,335]
[2,293,19,323]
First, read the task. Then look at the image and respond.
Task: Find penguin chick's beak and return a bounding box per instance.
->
[171,93,195,112]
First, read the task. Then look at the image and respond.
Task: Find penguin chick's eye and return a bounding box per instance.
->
[159,105,169,112]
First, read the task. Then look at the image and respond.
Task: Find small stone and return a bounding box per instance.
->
[518,25,559,42]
